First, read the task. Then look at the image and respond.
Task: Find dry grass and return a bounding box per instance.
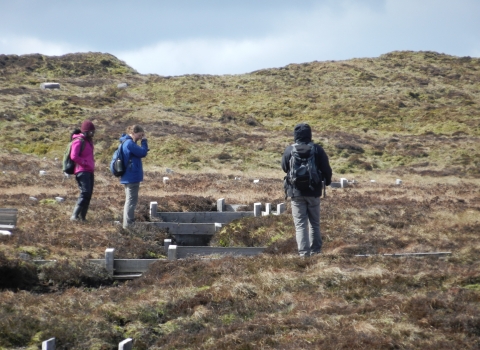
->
[0,151,479,349]
[0,50,480,349]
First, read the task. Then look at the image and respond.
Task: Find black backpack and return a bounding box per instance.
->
[62,130,85,175]
[110,140,127,177]
[288,142,322,192]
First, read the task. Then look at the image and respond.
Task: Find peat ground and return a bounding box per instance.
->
[0,153,479,349]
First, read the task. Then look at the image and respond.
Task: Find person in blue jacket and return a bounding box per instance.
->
[118,125,149,228]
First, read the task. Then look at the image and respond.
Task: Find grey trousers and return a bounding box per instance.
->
[291,196,322,256]
[123,182,140,228]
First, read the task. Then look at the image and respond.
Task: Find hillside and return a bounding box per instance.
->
[0,51,479,349]
[0,51,479,175]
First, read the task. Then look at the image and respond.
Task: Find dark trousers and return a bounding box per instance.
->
[75,172,94,209]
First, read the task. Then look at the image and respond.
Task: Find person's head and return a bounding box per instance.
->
[294,123,312,143]
[127,125,145,142]
[81,120,95,139]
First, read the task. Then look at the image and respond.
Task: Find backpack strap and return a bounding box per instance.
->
[119,139,129,168]
[79,138,86,156]
[287,143,304,198]
[71,137,85,157]
[286,144,295,199]
[309,142,327,198]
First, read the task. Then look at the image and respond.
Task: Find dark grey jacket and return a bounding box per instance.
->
[282,123,332,198]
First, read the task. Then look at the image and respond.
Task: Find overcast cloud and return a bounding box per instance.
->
[1,0,479,76]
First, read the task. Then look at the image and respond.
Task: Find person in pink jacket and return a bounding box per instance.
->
[69,120,96,221]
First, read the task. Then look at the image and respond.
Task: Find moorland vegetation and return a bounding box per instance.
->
[0,51,479,349]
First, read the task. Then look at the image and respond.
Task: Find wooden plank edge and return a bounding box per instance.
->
[355,252,452,257]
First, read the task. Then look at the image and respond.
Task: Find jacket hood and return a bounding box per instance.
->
[294,123,312,143]
[72,133,85,140]
[119,134,131,142]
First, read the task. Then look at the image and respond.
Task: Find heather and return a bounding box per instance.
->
[0,50,479,349]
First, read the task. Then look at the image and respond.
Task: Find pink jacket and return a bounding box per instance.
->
[70,133,95,174]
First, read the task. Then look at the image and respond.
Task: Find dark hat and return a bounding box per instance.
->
[81,120,95,132]
[294,123,312,143]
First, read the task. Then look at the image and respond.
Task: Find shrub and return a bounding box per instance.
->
[335,143,365,154]
[217,152,232,160]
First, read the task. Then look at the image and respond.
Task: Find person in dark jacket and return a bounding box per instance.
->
[282,123,332,256]
[118,125,149,228]
[70,120,96,221]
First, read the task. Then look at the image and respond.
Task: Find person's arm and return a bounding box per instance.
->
[281,146,292,173]
[127,139,149,158]
[316,145,332,186]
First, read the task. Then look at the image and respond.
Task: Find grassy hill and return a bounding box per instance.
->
[0,51,479,349]
[1,51,479,175]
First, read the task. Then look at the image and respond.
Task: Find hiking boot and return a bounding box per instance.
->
[70,204,82,221]
[79,205,89,222]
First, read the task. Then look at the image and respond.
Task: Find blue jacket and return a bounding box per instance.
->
[118,134,149,184]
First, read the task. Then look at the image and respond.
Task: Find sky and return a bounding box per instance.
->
[1,0,479,76]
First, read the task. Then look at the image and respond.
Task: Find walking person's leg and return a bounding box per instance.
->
[123,182,140,228]
[306,197,322,254]
[291,196,311,257]
[80,173,94,221]
[71,172,92,221]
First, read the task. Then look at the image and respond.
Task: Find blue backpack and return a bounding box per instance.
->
[110,140,127,177]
